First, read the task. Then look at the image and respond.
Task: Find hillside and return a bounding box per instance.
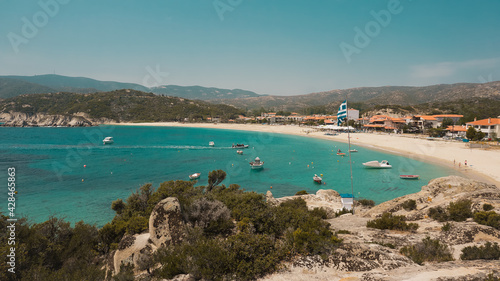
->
[213,81,500,111]
[0,77,57,98]
[0,75,262,101]
[0,90,243,126]
[150,85,262,100]
[1,74,149,93]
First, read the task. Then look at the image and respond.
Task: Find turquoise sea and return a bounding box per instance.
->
[0,125,462,226]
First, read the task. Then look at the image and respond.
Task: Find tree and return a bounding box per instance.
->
[207,170,226,192]
[441,117,454,128]
[466,126,476,140]
[111,199,126,214]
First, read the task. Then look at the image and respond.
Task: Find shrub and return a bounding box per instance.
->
[295,190,308,195]
[428,206,448,222]
[483,203,494,211]
[337,230,351,234]
[401,199,417,211]
[366,213,419,232]
[184,198,233,237]
[447,199,472,221]
[461,242,500,260]
[400,237,454,265]
[441,222,452,232]
[474,211,500,230]
[357,199,375,207]
[371,241,396,249]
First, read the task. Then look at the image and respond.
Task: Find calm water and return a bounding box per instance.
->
[0,125,462,226]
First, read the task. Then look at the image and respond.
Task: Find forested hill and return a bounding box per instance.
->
[0,90,243,122]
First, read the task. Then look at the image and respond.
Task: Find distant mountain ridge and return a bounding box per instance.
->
[0,74,262,101]
[212,81,500,111]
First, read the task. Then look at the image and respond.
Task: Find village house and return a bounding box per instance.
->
[466,117,500,138]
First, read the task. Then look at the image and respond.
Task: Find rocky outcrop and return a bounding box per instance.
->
[0,111,96,127]
[361,176,500,220]
[149,197,187,248]
[261,176,500,281]
[112,197,187,276]
[267,189,344,218]
[113,233,155,274]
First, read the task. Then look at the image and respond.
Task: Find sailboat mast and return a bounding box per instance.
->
[346,101,355,214]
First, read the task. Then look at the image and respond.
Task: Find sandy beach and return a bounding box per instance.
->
[110,122,500,187]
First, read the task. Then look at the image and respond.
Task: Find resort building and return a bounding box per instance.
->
[363,115,405,132]
[347,108,359,121]
[445,125,468,138]
[466,118,500,138]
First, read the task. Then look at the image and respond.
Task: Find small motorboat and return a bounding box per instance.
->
[349,149,358,152]
[313,174,322,183]
[103,137,114,145]
[362,160,392,169]
[189,173,201,180]
[232,143,249,149]
[237,150,243,155]
[249,157,264,169]
[337,152,346,156]
[209,141,215,146]
[400,175,419,179]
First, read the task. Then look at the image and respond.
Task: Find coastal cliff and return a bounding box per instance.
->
[0,112,99,127]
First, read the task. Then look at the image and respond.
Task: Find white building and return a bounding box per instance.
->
[466,118,500,138]
[347,108,359,121]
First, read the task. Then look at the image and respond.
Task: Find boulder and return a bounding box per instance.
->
[113,233,155,274]
[149,197,186,247]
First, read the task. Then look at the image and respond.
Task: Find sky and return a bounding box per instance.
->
[1,0,500,95]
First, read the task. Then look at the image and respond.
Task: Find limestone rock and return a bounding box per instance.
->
[113,233,155,274]
[149,197,186,247]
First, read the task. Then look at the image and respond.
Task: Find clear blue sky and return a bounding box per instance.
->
[1,0,499,95]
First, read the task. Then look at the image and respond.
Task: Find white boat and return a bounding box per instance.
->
[313,174,322,183]
[209,141,215,146]
[103,137,114,145]
[189,173,201,180]
[232,144,249,149]
[249,157,264,169]
[237,150,243,155]
[362,160,392,169]
[349,149,358,152]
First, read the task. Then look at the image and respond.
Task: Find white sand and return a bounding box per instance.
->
[109,122,500,187]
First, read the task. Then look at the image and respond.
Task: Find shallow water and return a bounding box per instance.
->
[0,125,462,226]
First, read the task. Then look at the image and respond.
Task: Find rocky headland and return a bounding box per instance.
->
[110,176,500,280]
[0,111,109,127]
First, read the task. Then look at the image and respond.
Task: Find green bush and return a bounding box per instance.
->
[357,199,375,207]
[483,203,494,211]
[366,213,419,232]
[400,237,454,265]
[428,206,448,222]
[447,199,472,221]
[295,190,308,195]
[401,199,417,211]
[428,199,472,222]
[334,208,353,217]
[441,222,452,232]
[461,242,500,260]
[474,211,500,230]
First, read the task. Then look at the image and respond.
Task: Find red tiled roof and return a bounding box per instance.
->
[446,125,468,132]
[466,118,500,126]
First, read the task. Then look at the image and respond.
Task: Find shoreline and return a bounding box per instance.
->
[108,122,500,187]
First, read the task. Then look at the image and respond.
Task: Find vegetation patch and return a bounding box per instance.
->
[357,199,375,207]
[401,199,417,211]
[366,213,419,232]
[461,242,500,260]
[474,211,500,230]
[428,199,472,222]
[400,237,454,265]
